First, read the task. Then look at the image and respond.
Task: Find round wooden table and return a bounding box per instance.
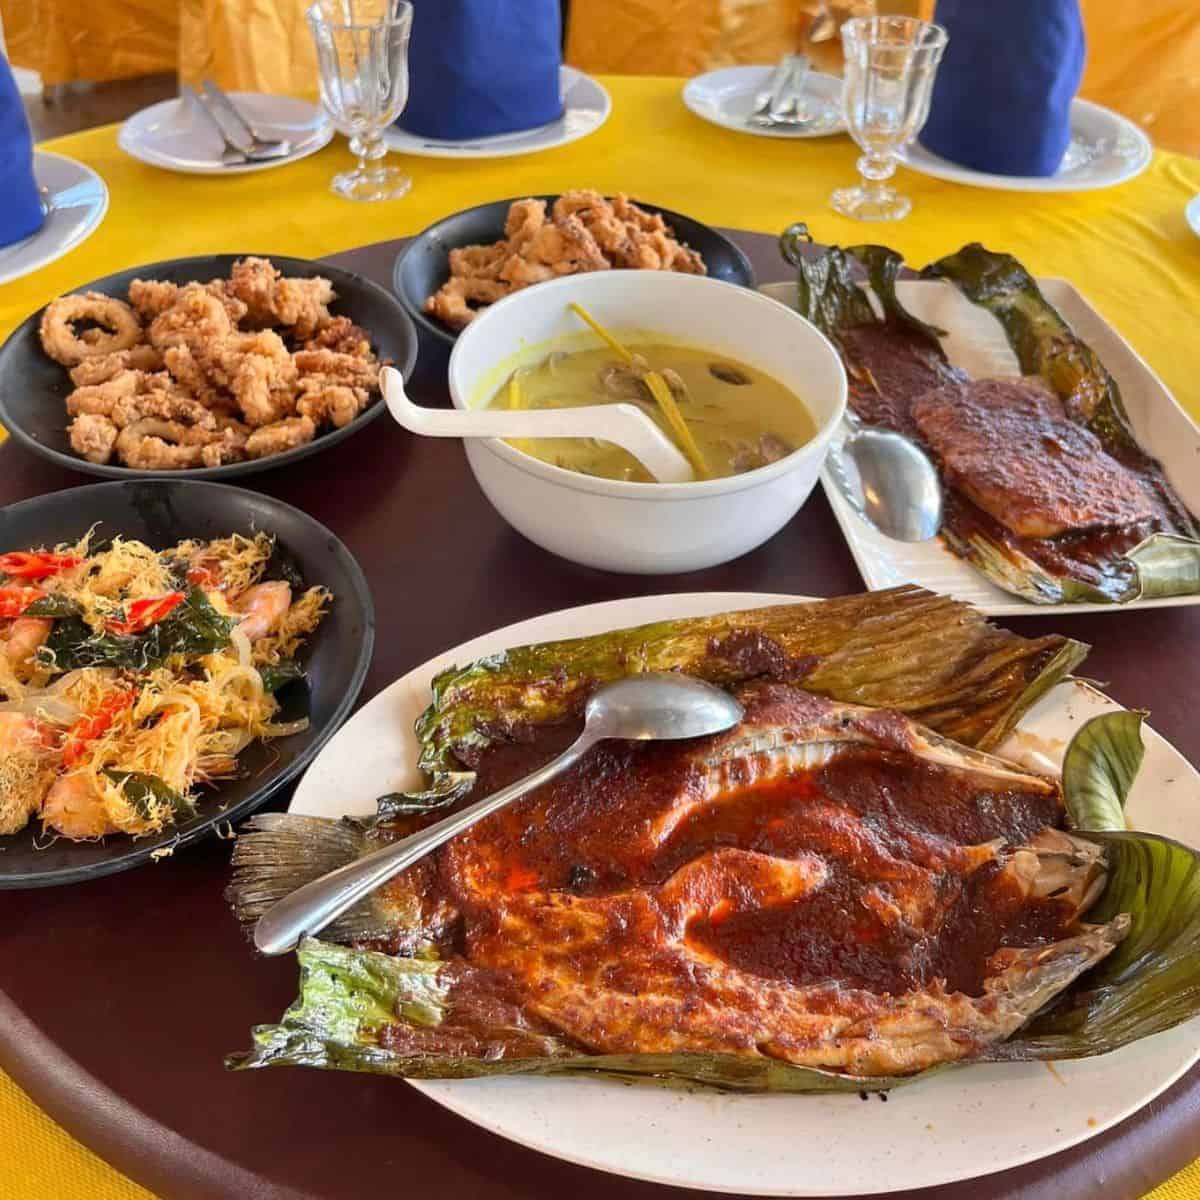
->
[2,231,1198,1200]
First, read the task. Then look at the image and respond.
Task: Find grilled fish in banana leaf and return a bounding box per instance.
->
[398,584,1083,811]
[781,224,1200,604]
[226,599,1200,1090]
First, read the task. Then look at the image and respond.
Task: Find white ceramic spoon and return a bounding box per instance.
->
[381,367,696,483]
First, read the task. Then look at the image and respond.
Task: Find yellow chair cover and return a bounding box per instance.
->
[0,0,178,86]
[564,0,1200,156]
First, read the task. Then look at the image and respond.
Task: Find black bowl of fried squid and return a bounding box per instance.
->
[0,254,418,480]
[394,191,756,346]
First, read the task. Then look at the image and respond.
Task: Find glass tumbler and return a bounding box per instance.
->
[832,16,948,222]
[306,0,413,202]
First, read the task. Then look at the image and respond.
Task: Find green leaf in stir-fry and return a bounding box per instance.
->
[102,770,195,821]
[395,586,1086,813]
[21,594,83,619]
[258,660,305,694]
[37,587,235,673]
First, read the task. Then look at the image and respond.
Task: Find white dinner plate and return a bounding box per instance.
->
[0,152,107,286]
[683,65,845,139]
[117,92,333,175]
[383,66,610,159]
[758,280,1200,617]
[899,98,1151,192]
[289,590,1200,1196]
[1186,194,1200,239]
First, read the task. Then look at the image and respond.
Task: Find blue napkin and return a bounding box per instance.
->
[920,0,1086,178]
[398,0,563,141]
[0,55,44,247]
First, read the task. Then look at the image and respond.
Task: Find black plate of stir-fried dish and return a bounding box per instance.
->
[0,480,374,887]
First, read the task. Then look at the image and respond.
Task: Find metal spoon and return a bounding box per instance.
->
[253,672,745,956]
[826,414,943,542]
[381,366,696,483]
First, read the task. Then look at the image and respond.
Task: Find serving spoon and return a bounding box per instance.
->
[253,672,744,956]
[381,367,696,483]
[826,413,943,542]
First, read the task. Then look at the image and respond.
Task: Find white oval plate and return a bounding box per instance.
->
[384,66,610,159]
[758,280,1200,617]
[0,152,108,286]
[118,92,333,175]
[1186,193,1200,239]
[290,591,1200,1196]
[900,98,1151,192]
[683,66,845,139]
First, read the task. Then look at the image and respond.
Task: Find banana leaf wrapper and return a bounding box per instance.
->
[228,709,1200,1091]
[396,584,1085,812]
[781,225,1200,605]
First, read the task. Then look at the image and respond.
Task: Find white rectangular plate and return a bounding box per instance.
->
[817,277,1200,617]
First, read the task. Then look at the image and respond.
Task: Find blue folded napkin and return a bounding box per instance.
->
[398,0,563,141]
[921,0,1086,178]
[0,54,44,247]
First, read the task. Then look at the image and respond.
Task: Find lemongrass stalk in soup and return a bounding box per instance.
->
[485,308,816,483]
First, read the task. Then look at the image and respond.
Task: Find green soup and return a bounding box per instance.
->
[487,343,815,483]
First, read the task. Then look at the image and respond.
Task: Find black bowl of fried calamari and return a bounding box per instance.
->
[395,190,756,344]
[0,255,418,479]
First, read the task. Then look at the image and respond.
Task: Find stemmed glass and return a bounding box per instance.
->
[831,16,948,222]
[306,0,413,202]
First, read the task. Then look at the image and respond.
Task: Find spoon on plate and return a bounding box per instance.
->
[253,672,744,955]
[826,413,943,542]
[381,367,696,483]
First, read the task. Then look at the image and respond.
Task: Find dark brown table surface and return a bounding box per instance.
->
[2,231,1198,1200]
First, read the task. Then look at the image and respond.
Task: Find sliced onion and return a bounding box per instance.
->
[0,691,79,724]
[229,626,252,669]
[261,717,309,738]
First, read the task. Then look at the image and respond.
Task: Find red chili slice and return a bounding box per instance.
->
[186,563,222,588]
[105,591,185,637]
[62,689,136,767]
[0,586,46,618]
[0,552,82,580]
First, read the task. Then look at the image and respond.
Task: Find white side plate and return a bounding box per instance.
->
[0,152,108,286]
[1186,193,1200,239]
[383,67,610,159]
[683,66,845,139]
[758,279,1200,616]
[118,93,333,175]
[289,591,1200,1196]
[899,98,1151,192]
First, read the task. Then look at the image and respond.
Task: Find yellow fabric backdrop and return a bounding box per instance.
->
[2,74,1200,1199]
[2,0,1197,155]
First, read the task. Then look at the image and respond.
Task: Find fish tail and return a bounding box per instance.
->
[226,813,392,945]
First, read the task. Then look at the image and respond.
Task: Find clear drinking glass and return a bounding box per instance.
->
[306,0,413,202]
[832,16,948,222]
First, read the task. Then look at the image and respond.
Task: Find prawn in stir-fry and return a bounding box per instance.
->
[0,532,329,842]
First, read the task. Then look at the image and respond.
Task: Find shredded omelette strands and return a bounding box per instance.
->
[0,532,331,842]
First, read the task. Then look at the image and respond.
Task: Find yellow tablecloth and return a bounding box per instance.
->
[2,75,1200,1199]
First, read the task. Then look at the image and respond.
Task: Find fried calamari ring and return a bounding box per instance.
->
[39,293,143,366]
